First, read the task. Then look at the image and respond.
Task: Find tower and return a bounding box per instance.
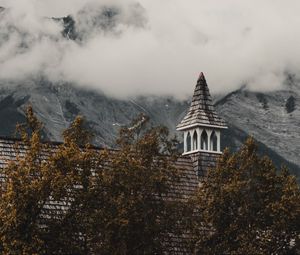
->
[177,73,228,176]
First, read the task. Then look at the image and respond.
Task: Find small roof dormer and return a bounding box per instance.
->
[177,73,227,156]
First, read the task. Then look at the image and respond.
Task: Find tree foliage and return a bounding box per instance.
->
[192,137,300,255]
[0,107,102,254]
[0,108,186,254]
[0,106,48,254]
[95,114,186,254]
[1,107,299,254]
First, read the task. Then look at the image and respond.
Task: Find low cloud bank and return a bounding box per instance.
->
[0,0,300,99]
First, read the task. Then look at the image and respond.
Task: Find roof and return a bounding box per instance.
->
[177,73,227,130]
[0,136,221,254]
[0,137,198,198]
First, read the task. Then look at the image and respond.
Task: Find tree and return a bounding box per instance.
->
[0,106,49,254]
[41,116,106,254]
[192,137,300,255]
[52,114,190,254]
[89,114,189,254]
[0,107,105,254]
[0,109,189,254]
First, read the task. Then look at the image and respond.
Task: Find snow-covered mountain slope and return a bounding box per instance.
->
[0,79,189,146]
[0,79,299,178]
[216,79,300,171]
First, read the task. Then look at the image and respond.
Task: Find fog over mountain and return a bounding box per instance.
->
[0,1,299,179]
[1,0,300,98]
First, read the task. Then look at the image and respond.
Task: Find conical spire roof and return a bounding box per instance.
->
[177,73,227,130]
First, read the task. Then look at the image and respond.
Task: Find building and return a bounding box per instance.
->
[163,73,228,253]
[0,73,227,254]
[177,72,227,177]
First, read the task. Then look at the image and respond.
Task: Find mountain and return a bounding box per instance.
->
[0,78,299,179]
[217,77,300,177]
[0,79,189,147]
[0,7,299,178]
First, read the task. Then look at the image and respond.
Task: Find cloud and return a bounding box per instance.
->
[0,0,300,99]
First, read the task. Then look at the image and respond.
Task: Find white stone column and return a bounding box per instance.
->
[183,131,187,153]
[207,129,212,151]
[196,128,200,151]
[191,129,194,151]
[198,128,202,150]
[194,129,197,151]
[216,130,221,152]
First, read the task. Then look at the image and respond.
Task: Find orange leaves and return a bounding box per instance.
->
[193,137,300,255]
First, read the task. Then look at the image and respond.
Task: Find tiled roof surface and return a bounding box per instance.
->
[177,73,227,129]
[0,138,198,198]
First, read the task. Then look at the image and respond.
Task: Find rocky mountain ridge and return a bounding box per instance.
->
[0,79,299,179]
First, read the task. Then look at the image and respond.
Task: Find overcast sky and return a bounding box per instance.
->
[0,0,300,99]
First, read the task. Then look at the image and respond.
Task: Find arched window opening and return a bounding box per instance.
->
[210,131,218,151]
[193,131,198,150]
[201,130,208,150]
[186,132,191,152]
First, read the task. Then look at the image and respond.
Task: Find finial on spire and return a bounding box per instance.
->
[198,72,205,82]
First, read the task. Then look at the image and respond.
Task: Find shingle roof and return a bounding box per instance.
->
[0,137,198,197]
[177,73,227,130]
[0,137,221,254]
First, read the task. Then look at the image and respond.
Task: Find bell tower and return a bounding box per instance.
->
[177,73,227,167]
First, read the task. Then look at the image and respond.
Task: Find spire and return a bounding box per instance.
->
[198,72,205,82]
[177,73,227,130]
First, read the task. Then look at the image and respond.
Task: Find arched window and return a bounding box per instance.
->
[193,131,198,150]
[186,132,191,152]
[201,130,208,150]
[210,131,218,151]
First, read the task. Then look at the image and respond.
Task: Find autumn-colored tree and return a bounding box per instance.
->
[50,114,190,254]
[0,107,105,254]
[192,137,300,255]
[41,116,106,254]
[0,106,50,254]
[0,109,189,254]
[87,114,190,254]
